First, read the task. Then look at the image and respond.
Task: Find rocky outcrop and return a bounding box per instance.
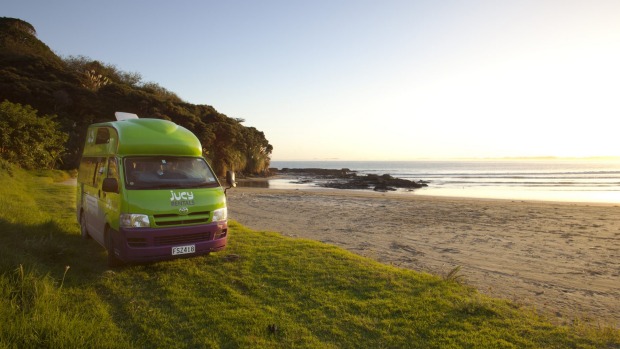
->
[273,168,428,191]
[321,174,428,191]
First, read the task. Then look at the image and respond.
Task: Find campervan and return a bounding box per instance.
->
[76,112,235,266]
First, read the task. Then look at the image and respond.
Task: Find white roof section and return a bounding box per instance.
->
[114,112,139,121]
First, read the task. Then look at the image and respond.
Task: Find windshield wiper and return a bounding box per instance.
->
[184,181,217,188]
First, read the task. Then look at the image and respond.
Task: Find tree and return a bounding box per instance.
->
[0,100,68,169]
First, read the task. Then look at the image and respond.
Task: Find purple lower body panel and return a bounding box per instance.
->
[112,221,228,263]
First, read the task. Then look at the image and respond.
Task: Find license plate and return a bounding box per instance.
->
[172,244,195,255]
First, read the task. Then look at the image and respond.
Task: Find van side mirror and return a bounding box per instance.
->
[225,171,236,189]
[102,178,119,193]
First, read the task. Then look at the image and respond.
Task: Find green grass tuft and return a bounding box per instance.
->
[444,265,464,283]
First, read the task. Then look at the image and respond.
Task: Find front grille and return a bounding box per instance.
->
[127,238,148,247]
[153,232,212,246]
[153,211,210,227]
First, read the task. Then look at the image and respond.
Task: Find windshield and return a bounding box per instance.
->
[124,157,219,189]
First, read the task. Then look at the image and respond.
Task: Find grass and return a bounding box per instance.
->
[0,162,618,348]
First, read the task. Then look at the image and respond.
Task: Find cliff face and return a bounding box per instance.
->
[0,17,272,174]
[0,18,57,60]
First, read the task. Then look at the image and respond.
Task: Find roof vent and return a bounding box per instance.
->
[115,112,139,121]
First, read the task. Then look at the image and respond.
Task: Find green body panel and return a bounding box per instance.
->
[101,187,121,231]
[118,187,227,229]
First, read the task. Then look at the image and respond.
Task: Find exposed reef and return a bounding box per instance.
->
[274,168,428,192]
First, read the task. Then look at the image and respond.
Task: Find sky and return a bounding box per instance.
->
[5,0,620,161]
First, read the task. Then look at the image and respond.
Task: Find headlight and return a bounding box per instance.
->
[120,214,151,228]
[212,208,227,222]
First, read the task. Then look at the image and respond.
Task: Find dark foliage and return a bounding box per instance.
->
[0,100,68,169]
[0,17,272,175]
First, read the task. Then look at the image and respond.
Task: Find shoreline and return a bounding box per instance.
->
[227,186,620,328]
[237,175,620,207]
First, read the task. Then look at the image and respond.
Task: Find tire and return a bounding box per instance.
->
[105,228,123,268]
[80,213,91,239]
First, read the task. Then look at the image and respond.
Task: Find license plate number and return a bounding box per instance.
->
[172,245,195,255]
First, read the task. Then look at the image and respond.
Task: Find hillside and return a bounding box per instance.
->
[0,17,272,175]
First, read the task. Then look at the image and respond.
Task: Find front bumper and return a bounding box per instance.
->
[112,221,228,263]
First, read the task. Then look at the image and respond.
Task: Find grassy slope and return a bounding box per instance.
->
[0,164,618,348]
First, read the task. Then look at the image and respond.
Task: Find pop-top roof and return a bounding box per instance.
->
[83,117,202,157]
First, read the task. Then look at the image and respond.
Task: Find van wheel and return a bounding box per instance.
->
[80,214,91,239]
[105,228,123,268]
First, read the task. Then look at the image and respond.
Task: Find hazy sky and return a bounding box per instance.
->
[6,0,620,160]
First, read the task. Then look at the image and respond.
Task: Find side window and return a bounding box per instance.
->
[108,158,119,180]
[95,128,110,144]
[94,158,106,186]
[77,157,98,186]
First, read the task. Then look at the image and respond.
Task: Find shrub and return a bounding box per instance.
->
[0,100,68,169]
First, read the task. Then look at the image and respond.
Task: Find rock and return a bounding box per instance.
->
[322,173,427,191]
[373,183,396,192]
[272,168,429,192]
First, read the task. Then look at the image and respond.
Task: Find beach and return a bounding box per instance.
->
[227,186,620,327]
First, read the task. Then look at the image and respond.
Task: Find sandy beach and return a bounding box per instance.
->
[227,186,620,327]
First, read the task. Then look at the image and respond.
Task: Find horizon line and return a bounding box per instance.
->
[271,156,620,162]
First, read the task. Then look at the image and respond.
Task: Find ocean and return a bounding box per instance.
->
[268,160,620,204]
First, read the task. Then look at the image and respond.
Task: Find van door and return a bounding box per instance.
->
[102,157,121,230]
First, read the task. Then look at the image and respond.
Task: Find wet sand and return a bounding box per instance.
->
[227,187,620,327]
